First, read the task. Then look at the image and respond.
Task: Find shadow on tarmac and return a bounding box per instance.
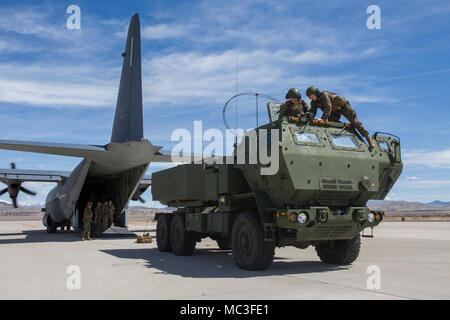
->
[0,228,137,244]
[100,247,347,278]
[0,227,346,277]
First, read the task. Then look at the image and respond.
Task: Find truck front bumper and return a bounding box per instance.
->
[273,207,383,241]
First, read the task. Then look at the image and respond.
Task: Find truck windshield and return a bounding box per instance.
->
[330,134,359,148]
[295,132,320,143]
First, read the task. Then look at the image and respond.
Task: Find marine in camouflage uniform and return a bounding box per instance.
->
[102,201,110,230]
[94,202,103,235]
[306,86,375,148]
[81,202,93,241]
[278,88,310,120]
[107,200,115,228]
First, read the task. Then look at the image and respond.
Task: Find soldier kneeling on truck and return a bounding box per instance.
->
[306,86,375,148]
[278,88,310,120]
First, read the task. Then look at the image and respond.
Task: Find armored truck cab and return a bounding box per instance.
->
[152,103,402,270]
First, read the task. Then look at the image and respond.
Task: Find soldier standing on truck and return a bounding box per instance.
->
[278,88,310,120]
[81,202,93,241]
[306,86,375,148]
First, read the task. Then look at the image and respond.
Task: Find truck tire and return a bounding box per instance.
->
[170,214,196,256]
[231,212,275,270]
[216,237,231,250]
[156,214,173,252]
[315,235,361,265]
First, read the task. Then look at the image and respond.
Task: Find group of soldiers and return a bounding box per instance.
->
[81,200,115,241]
[278,86,376,148]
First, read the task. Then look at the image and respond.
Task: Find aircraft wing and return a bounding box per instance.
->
[0,140,107,158]
[0,168,71,183]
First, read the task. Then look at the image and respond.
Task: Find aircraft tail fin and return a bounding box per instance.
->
[111,13,144,143]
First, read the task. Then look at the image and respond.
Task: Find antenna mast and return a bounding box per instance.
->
[235,57,238,146]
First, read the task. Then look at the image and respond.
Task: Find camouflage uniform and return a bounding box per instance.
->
[94,202,103,235]
[81,204,93,240]
[107,201,115,228]
[278,99,310,120]
[102,202,110,230]
[310,91,369,137]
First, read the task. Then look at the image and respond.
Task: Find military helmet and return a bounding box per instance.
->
[285,88,301,99]
[306,86,319,97]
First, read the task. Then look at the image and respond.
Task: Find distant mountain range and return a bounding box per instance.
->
[426,200,450,207]
[1,199,449,213]
[368,200,450,212]
[0,200,172,211]
[0,200,43,209]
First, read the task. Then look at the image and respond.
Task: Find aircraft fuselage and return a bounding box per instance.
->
[44,140,158,230]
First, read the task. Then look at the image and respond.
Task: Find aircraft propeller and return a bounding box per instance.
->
[0,163,37,208]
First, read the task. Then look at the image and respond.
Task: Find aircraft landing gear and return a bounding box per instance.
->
[46,217,57,233]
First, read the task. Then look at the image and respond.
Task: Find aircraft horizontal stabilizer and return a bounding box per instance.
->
[151,150,206,163]
[0,140,107,158]
[0,168,70,182]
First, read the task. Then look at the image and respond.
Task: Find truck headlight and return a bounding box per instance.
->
[368,212,375,222]
[297,212,308,224]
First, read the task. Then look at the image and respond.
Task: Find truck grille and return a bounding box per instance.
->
[320,178,354,191]
[314,225,353,239]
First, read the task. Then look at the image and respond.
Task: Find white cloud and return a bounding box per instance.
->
[350,95,398,104]
[0,48,377,108]
[403,148,450,169]
[397,179,450,189]
[0,3,394,109]
[405,176,419,180]
[141,24,189,39]
[141,49,383,106]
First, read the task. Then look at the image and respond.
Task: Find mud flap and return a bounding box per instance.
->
[361,227,374,238]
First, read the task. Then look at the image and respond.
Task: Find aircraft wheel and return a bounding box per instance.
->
[46,218,57,233]
[216,237,231,250]
[169,214,196,256]
[315,235,361,265]
[156,214,173,252]
[231,211,274,270]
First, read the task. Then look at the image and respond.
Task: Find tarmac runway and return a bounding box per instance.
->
[0,221,449,300]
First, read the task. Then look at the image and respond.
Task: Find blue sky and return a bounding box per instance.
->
[0,0,449,206]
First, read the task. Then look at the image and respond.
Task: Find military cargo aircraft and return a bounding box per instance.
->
[0,14,172,233]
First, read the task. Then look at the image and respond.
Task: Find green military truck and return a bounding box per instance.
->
[152,102,402,270]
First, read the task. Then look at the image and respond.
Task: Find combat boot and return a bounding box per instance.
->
[87,233,92,241]
[81,237,85,241]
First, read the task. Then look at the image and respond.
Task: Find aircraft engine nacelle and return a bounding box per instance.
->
[0,163,37,208]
